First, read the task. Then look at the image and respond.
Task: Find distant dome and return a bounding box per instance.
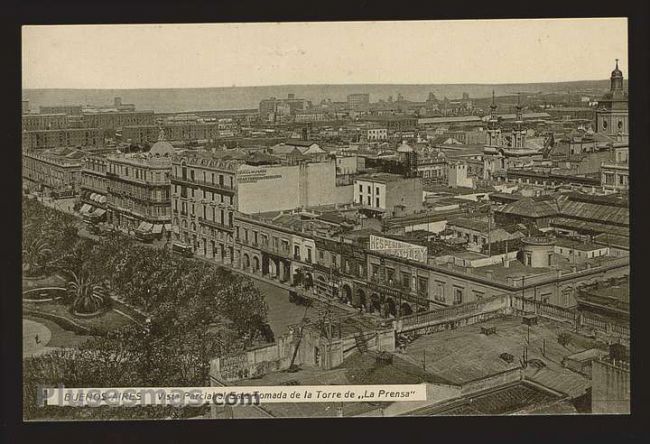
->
[149,128,175,156]
[397,141,414,153]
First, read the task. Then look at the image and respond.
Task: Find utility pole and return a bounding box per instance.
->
[488,205,492,257]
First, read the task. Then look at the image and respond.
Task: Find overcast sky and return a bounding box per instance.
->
[22,19,628,89]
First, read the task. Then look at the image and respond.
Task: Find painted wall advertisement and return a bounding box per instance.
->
[369,235,428,263]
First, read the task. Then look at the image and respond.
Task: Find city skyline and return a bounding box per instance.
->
[20,18,631,421]
[22,19,627,90]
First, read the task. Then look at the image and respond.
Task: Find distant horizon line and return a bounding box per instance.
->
[22,77,619,91]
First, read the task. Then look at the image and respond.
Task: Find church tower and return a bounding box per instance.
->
[596,59,628,140]
[486,91,502,147]
[512,93,526,149]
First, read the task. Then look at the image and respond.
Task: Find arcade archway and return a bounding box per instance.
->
[342,284,353,305]
[370,293,381,313]
[386,297,397,317]
[400,303,413,316]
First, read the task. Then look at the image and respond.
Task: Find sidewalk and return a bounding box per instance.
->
[192,254,359,316]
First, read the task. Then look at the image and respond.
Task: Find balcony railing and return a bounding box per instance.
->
[255,242,291,258]
[198,217,234,231]
[172,176,236,194]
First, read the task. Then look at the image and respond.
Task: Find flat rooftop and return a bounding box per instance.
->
[221,350,442,418]
[555,238,605,251]
[356,173,409,184]
[402,315,592,397]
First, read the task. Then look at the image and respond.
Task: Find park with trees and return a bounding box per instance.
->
[22,198,269,419]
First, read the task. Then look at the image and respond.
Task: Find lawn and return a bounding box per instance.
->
[22,273,67,291]
[24,315,93,350]
[23,299,135,335]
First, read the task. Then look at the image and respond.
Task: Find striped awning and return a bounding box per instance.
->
[152,224,163,234]
[164,224,172,231]
[137,221,153,232]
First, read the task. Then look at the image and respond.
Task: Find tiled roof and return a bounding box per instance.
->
[593,233,629,250]
[408,382,562,416]
[284,139,318,147]
[550,218,629,237]
[447,217,490,232]
[558,199,629,226]
[496,198,559,219]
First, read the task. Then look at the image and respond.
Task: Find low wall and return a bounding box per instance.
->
[591,359,630,414]
[22,287,67,302]
[512,296,630,342]
[211,327,396,382]
[395,294,511,334]
[109,297,148,324]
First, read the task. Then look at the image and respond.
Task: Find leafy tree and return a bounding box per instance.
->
[52,238,95,279]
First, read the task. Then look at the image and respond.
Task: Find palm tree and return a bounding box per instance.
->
[22,238,53,276]
[66,271,108,315]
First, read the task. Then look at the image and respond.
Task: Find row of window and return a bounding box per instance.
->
[369,263,491,305]
[239,226,313,263]
[110,198,170,217]
[174,185,233,204]
[358,185,380,195]
[175,166,235,187]
[174,200,233,226]
[358,195,380,207]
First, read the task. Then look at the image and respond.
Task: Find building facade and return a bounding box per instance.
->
[237,161,353,214]
[22,128,104,149]
[22,113,68,131]
[600,145,629,192]
[366,127,388,141]
[354,173,424,217]
[81,110,155,130]
[171,153,239,265]
[80,151,172,235]
[22,150,83,196]
[347,93,370,112]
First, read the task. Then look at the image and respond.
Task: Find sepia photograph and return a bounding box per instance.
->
[20,18,631,421]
